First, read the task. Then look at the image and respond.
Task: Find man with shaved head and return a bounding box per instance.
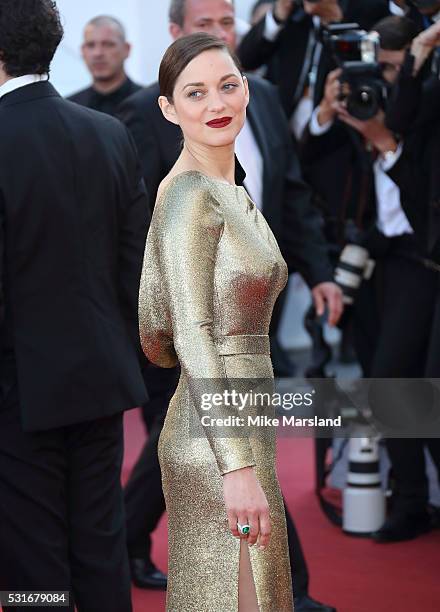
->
[69,15,141,116]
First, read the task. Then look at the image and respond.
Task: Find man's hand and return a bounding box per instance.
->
[304,0,343,24]
[273,0,295,23]
[311,282,343,326]
[411,21,440,75]
[317,68,345,125]
[338,109,398,154]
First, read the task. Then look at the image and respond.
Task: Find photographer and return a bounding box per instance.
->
[372,19,440,541]
[382,20,440,307]
[303,15,423,367]
[306,15,440,541]
[300,17,419,375]
[386,19,440,132]
[384,19,440,263]
[237,0,389,140]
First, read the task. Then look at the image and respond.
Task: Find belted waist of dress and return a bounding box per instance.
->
[216,334,270,356]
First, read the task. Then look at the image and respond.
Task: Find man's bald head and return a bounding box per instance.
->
[85,15,126,41]
[81,15,131,88]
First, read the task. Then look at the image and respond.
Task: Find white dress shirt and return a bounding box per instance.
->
[235,119,264,211]
[375,150,413,236]
[309,109,413,236]
[0,73,48,100]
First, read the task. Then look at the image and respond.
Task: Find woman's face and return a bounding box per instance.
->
[159,48,249,148]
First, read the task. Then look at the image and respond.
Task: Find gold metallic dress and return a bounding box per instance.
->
[139,171,294,611]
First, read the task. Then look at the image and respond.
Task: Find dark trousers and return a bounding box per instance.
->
[369,241,440,512]
[0,370,131,612]
[269,283,288,338]
[352,271,382,378]
[124,364,178,561]
[284,501,309,597]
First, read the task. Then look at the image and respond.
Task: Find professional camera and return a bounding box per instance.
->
[322,23,388,120]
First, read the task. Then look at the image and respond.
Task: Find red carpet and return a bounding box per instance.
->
[123,409,440,612]
[1,409,438,611]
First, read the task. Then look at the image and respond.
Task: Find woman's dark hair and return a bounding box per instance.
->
[159,32,243,101]
[0,0,63,77]
[373,16,418,51]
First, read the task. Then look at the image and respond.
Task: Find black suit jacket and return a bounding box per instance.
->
[0,82,150,431]
[68,77,142,117]
[117,75,333,287]
[237,0,389,119]
[300,119,378,246]
[386,53,440,259]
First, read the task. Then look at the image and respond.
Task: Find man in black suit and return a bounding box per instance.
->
[375,19,440,541]
[67,15,169,591]
[118,2,342,611]
[0,2,150,610]
[68,15,141,116]
[238,0,389,134]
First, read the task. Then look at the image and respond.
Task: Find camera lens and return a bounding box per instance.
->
[347,85,379,120]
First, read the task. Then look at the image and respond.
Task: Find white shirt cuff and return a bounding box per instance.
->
[264,10,283,42]
[379,142,403,171]
[309,106,334,136]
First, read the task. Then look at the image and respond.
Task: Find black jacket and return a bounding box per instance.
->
[117,75,333,288]
[237,0,390,119]
[300,118,380,252]
[386,53,440,259]
[68,77,142,117]
[0,82,150,431]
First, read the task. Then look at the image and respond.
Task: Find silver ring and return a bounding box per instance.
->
[237,522,250,536]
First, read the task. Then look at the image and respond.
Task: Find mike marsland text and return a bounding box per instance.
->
[200,415,343,428]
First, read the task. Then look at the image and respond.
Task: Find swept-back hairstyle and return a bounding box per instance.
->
[159,32,242,101]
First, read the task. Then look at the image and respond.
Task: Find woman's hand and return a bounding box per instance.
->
[223,466,271,550]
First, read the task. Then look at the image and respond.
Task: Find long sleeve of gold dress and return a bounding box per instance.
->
[139,170,293,611]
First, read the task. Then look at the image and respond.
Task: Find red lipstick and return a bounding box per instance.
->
[206,117,232,128]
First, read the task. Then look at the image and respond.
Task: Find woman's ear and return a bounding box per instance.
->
[158,95,179,126]
[242,75,250,108]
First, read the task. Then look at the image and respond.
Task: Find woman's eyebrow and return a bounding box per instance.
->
[182,74,238,91]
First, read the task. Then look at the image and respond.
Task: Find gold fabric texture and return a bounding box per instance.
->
[139,171,294,611]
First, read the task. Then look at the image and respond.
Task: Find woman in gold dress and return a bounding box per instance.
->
[139,33,294,612]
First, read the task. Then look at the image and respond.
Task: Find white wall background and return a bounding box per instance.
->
[52,0,257,97]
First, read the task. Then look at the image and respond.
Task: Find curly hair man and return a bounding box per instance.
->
[0,2,150,610]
